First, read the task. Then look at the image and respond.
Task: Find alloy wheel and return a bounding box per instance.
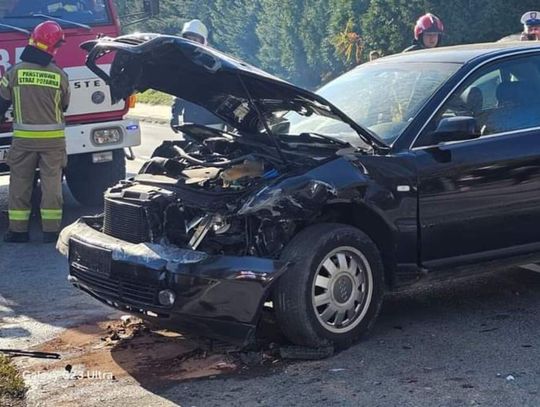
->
[311,246,373,334]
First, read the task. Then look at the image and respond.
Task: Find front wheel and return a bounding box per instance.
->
[274,223,384,349]
[66,149,126,206]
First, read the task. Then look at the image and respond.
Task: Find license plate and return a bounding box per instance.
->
[0,146,9,163]
[69,238,112,277]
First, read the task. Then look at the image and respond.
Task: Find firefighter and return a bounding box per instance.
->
[0,21,70,243]
[180,19,208,44]
[403,13,445,52]
[170,19,224,131]
[520,11,540,41]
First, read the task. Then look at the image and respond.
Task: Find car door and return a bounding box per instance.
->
[412,53,540,266]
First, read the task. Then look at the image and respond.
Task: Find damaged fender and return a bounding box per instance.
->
[238,157,370,219]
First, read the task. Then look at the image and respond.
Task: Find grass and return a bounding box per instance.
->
[0,355,26,406]
[136,89,172,106]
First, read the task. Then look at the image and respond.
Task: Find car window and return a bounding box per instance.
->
[0,0,111,28]
[281,62,460,145]
[416,54,540,147]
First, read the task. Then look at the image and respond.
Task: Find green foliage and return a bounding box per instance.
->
[115,0,210,35]
[362,0,432,55]
[432,0,540,45]
[113,0,540,88]
[136,89,172,105]
[0,355,26,402]
[332,18,363,65]
[207,0,260,65]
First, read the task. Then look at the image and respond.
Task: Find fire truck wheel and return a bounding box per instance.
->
[66,150,126,206]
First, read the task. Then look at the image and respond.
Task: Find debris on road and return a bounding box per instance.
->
[279,345,334,360]
[0,349,60,360]
[27,319,241,384]
[22,315,300,391]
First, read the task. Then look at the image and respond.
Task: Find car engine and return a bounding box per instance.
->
[98,125,331,258]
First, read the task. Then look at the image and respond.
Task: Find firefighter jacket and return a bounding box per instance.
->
[0,60,70,139]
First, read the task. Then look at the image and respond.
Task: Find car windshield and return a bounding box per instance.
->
[281,61,461,145]
[0,0,112,29]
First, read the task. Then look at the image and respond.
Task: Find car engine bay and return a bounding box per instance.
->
[95,124,353,258]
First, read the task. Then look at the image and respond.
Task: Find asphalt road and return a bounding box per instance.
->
[1,122,540,406]
[0,122,177,349]
[129,122,177,173]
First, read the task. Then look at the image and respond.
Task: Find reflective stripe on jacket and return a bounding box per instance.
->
[0,61,70,139]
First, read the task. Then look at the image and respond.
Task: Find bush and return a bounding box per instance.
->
[0,355,26,404]
[136,90,172,106]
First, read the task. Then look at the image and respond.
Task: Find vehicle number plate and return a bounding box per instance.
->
[69,238,112,277]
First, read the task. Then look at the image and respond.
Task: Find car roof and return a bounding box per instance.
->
[375,41,540,65]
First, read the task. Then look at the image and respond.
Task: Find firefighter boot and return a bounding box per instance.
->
[4,231,30,243]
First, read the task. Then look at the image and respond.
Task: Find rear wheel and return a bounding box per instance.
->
[274,223,384,349]
[66,150,126,206]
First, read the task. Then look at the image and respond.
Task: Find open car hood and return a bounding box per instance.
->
[82,33,386,149]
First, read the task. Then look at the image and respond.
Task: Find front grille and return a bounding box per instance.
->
[103,198,149,243]
[70,239,160,306]
[71,265,159,306]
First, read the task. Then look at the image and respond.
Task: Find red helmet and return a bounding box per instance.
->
[29,21,65,56]
[414,13,444,40]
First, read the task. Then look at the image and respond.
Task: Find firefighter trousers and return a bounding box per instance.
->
[7,138,67,233]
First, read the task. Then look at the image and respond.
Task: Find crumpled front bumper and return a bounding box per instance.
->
[58,217,290,345]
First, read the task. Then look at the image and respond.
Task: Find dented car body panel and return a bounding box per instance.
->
[59,218,289,345]
[60,36,540,344]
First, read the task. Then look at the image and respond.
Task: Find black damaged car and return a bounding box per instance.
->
[58,34,540,349]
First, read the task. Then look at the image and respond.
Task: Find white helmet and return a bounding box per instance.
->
[521,11,540,28]
[181,19,208,44]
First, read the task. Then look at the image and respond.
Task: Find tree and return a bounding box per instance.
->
[432,0,540,45]
[256,0,311,86]
[115,0,211,35]
[113,0,540,90]
[361,0,433,55]
[332,18,363,65]
[207,0,260,65]
[298,0,336,86]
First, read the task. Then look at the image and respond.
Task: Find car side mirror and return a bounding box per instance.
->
[432,116,480,143]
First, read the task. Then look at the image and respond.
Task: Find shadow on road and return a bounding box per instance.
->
[104,267,540,407]
[0,180,114,346]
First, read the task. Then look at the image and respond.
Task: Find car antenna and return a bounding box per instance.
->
[236,73,288,164]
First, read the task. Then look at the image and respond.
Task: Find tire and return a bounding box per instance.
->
[274,223,384,349]
[66,149,126,206]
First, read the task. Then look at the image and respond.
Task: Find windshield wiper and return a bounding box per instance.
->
[5,14,91,30]
[32,13,92,30]
[0,23,30,35]
[297,132,350,146]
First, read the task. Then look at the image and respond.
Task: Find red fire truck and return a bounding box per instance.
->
[0,0,157,205]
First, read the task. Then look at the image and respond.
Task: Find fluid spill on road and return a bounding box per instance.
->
[23,315,290,394]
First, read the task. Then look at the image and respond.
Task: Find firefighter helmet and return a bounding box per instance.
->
[414,13,444,40]
[181,19,208,45]
[29,21,66,56]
